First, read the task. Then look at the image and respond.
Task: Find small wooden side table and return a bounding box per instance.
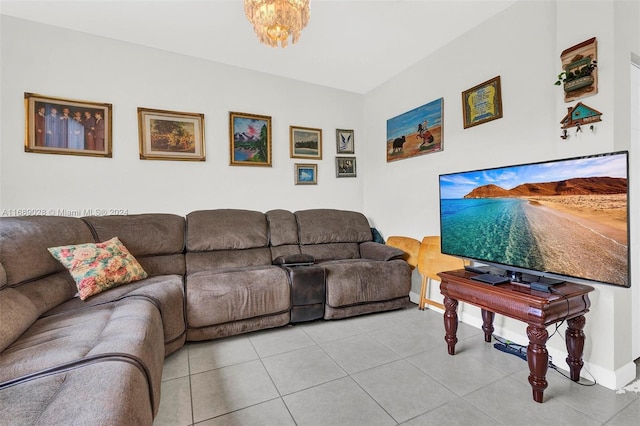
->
[438,269,594,403]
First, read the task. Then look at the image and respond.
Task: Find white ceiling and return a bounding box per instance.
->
[0,0,517,94]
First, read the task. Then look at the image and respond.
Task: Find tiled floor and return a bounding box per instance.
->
[154,306,639,426]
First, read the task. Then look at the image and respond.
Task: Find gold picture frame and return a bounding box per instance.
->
[462,76,503,129]
[24,92,112,157]
[294,163,317,185]
[229,111,272,167]
[290,125,322,159]
[138,107,205,161]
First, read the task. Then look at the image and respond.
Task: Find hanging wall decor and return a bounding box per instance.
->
[555,37,598,103]
[386,97,443,162]
[229,111,272,166]
[138,107,205,161]
[24,92,112,157]
[461,76,503,129]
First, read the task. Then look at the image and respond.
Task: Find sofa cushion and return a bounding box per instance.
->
[295,209,372,245]
[0,216,94,286]
[48,237,148,300]
[186,247,272,274]
[186,209,268,251]
[82,214,186,277]
[0,288,39,353]
[186,266,290,328]
[45,274,186,356]
[322,259,411,308]
[0,297,165,414]
[300,242,361,262]
[266,209,299,246]
[0,359,155,425]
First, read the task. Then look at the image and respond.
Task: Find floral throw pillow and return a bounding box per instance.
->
[48,237,148,300]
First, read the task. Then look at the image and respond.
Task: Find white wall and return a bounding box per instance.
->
[1,1,638,390]
[363,0,639,389]
[0,16,365,217]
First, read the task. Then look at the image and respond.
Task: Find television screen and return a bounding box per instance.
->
[439,151,629,287]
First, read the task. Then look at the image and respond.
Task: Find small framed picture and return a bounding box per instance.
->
[138,107,205,161]
[24,92,112,157]
[294,163,317,185]
[336,129,354,154]
[290,125,322,159]
[336,157,357,178]
[229,111,272,167]
[462,76,503,128]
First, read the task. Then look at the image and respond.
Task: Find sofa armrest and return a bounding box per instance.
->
[272,253,315,266]
[359,241,405,261]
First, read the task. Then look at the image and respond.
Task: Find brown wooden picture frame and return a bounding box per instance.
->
[138,107,205,161]
[24,92,112,157]
[462,76,503,129]
[229,111,272,167]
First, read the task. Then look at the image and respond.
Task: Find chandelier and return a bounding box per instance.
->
[244,0,310,48]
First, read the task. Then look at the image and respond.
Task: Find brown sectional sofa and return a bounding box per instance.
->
[0,208,411,425]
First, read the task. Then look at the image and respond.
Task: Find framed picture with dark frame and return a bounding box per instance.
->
[336,129,354,154]
[290,125,322,159]
[229,111,272,167]
[336,157,356,178]
[138,107,205,161]
[462,76,503,129]
[294,163,317,185]
[24,92,112,157]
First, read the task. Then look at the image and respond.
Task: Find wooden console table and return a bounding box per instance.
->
[437,269,594,403]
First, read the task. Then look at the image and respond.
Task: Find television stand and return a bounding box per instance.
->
[437,269,594,403]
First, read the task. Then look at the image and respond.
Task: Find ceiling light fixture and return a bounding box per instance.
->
[244,0,310,48]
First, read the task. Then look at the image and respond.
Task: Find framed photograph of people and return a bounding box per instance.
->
[336,129,354,154]
[294,163,317,185]
[229,111,272,167]
[138,107,205,161]
[24,92,112,157]
[290,125,322,159]
[462,76,503,128]
[336,157,356,178]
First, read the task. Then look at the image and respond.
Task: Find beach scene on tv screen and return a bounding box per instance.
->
[440,153,628,286]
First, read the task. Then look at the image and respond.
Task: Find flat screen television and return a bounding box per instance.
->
[439,151,629,287]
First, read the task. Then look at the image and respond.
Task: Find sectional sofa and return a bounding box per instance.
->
[0,208,411,424]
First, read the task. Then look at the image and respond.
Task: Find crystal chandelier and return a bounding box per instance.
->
[244,0,310,48]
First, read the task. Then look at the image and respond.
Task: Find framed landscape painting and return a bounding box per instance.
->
[386,97,443,162]
[295,163,317,185]
[229,111,272,167]
[24,92,112,157]
[138,107,205,161]
[290,125,322,159]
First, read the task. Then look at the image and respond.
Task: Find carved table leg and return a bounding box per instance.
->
[566,315,586,381]
[526,325,549,403]
[481,309,495,342]
[443,296,458,355]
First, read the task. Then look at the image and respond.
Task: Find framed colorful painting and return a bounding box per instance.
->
[290,125,322,159]
[229,111,272,166]
[462,76,503,129]
[386,97,443,162]
[294,163,317,185]
[138,107,205,161]
[24,92,112,157]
